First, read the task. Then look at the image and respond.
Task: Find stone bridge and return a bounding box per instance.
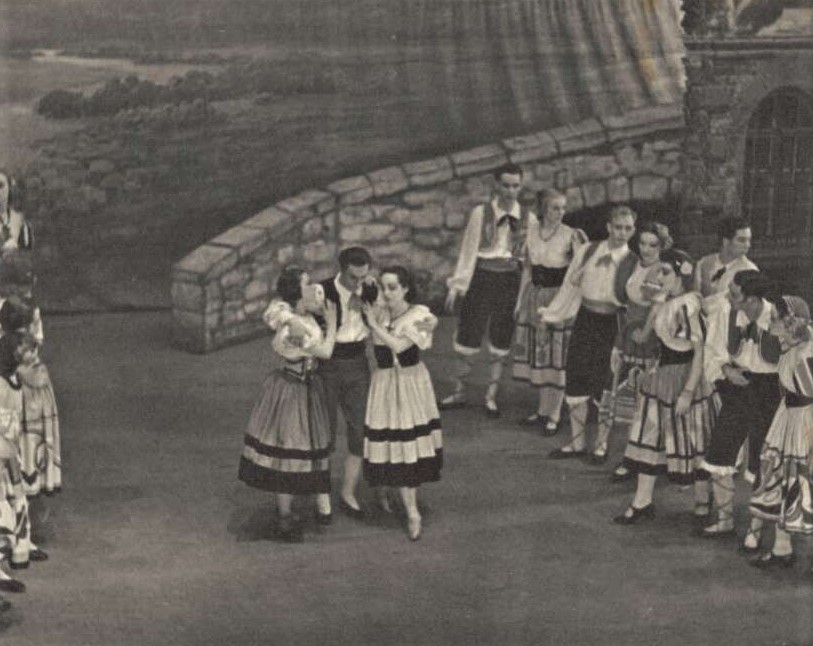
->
[171,104,685,353]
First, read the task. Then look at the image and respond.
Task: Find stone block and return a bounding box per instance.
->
[245,298,267,317]
[445,211,466,230]
[339,205,376,226]
[414,230,452,250]
[340,223,396,243]
[632,175,669,201]
[407,249,445,272]
[241,206,295,232]
[171,281,204,313]
[601,105,684,143]
[276,189,335,216]
[368,166,409,197]
[327,175,374,205]
[607,176,630,203]
[277,244,297,266]
[403,156,454,187]
[209,226,268,259]
[582,181,607,208]
[223,304,248,326]
[385,208,413,226]
[451,144,508,177]
[175,244,236,280]
[555,169,571,190]
[464,177,492,200]
[576,155,620,182]
[565,187,584,212]
[387,227,412,243]
[303,240,337,264]
[302,217,329,242]
[504,131,558,163]
[551,118,607,154]
[245,279,270,302]
[709,136,728,160]
[372,242,412,260]
[403,189,447,207]
[221,265,251,290]
[533,162,559,184]
[411,204,445,230]
[172,310,207,353]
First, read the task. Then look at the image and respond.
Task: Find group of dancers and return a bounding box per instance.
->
[238,247,443,542]
[0,170,63,612]
[237,162,813,574]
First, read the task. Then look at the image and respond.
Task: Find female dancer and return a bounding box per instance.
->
[362,266,443,541]
[613,249,718,524]
[513,189,586,435]
[602,222,672,468]
[0,171,32,252]
[238,266,338,542]
[746,295,813,568]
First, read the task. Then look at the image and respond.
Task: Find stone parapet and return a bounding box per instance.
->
[172,103,686,352]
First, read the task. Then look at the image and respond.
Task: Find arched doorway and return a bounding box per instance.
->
[742,87,813,250]
[741,87,813,299]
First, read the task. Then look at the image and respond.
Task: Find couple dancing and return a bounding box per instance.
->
[237,247,443,542]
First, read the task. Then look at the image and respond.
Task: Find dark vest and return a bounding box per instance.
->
[578,241,638,305]
[321,276,378,330]
[726,307,781,365]
[478,202,529,261]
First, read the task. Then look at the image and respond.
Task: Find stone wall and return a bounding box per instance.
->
[172,105,685,353]
[680,37,813,268]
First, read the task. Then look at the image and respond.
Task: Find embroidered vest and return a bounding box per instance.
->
[725,308,781,365]
[478,202,528,260]
[578,242,638,305]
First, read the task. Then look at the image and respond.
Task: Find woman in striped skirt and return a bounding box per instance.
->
[613,249,718,525]
[746,295,813,569]
[238,266,338,542]
[362,266,443,541]
[512,189,587,436]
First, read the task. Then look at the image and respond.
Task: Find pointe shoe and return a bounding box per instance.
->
[484,399,500,419]
[699,520,735,539]
[588,445,608,465]
[438,392,467,410]
[549,445,587,460]
[541,419,560,437]
[315,511,333,526]
[338,497,365,521]
[29,548,49,563]
[407,516,422,542]
[613,503,656,525]
[518,413,546,428]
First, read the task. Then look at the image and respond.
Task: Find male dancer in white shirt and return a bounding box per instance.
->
[700,270,781,538]
[319,247,378,519]
[694,216,758,312]
[540,206,638,459]
[440,163,529,418]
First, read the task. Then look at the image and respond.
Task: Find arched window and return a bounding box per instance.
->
[742,88,813,249]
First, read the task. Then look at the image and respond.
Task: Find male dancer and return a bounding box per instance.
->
[694,216,758,310]
[319,246,378,518]
[440,163,528,418]
[701,270,781,537]
[541,206,638,459]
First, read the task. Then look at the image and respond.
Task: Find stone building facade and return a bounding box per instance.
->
[680,2,813,295]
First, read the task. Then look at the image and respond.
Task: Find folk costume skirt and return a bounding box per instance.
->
[750,395,813,534]
[363,359,443,488]
[19,363,62,497]
[238,365,332,495]
[622,355,719,485]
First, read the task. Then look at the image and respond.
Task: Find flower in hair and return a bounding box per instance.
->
[679,261,693,276]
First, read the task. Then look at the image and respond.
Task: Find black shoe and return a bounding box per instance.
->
[484,402,500,419]
[8,560,28,571]
[0,579,25,594]
[518,413,545,428]
[338,497,365,521]
[29,548,48,563]
[315,512,333,526]
[438,393,467,410]
[750,551,796,569]
[549,447,587,460]
[0,596,10,612]
[588,451,608,466]
[541,420,560,437]
[613,504,656,525]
